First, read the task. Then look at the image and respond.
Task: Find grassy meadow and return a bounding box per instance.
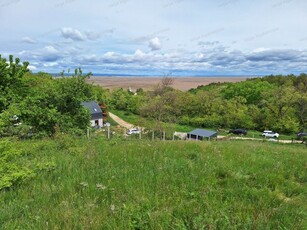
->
[0,136,306,229]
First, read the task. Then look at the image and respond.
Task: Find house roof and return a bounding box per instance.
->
[188,129,217,138]
[81,101,103,120]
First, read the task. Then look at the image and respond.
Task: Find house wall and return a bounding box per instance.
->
[90,118,103,128]
[187,133,217,140]
[187,134,203,140]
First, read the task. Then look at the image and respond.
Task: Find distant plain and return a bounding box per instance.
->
[87,76,251,91]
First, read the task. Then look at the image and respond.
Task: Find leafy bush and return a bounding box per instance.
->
[0,140,35,190]
[0,139,56,190]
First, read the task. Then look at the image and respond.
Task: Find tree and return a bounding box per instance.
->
[51,68,93,133]
[92,85,111,107]
[19,96,59,135]
[56,68,92,114]
[295,94,307,130]
[110,88,130,110]
[260,86,300,133]
[261,86,298,120]
[152,76,175,96]
[294,74,307,129]
[0,55,29,112]
[222,79,274,104]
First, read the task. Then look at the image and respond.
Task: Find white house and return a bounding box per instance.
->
[81,101,103,128]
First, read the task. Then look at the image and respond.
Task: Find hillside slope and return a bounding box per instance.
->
[0,137,306,229]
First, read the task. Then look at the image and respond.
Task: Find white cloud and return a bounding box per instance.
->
[253,48,270,53]
[43,62,58,67]
[68,46,306,75]
[18,50,28,55]
[61,27,85,41]
[39,46,62,62]
[21,37,36,44]
[28,65,36,71]
[105,52,116,57]
[44,46,58,53]
[149,37,162,51]
[134,49,146,57]
[5,44,307,75]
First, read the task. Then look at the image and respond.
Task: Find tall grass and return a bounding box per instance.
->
[0,137,306,229]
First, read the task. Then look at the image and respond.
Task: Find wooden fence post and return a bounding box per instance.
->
[87,127,90,139]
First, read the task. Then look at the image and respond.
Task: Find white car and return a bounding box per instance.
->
[262,131,279,138]
[127,128,141,135]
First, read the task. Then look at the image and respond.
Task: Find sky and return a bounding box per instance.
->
[0,0,307,76]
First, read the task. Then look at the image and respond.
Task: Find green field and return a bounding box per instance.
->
[0,137,306,229]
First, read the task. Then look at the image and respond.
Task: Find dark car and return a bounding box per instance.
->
[297,132,307,140]
[229,128,247,135]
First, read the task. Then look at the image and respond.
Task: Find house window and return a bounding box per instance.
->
[95,120,99,126]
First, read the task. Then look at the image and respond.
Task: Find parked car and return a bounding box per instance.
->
[228,128,247,135]
[262,131,279,138]
[127,128,141,135]
[297,132,307,140]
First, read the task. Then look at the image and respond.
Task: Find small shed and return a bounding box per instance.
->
[187,129,218,141]
[81,101,103,128]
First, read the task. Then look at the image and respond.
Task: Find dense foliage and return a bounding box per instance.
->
[0,55,110,137]
[109,75,307,134]
[1,137,306,229]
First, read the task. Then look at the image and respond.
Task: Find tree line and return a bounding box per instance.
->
[109,75,307,134]
[1,55,306,138]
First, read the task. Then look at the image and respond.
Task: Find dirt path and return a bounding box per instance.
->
[225,136,301,144]
[109,112,134,129]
